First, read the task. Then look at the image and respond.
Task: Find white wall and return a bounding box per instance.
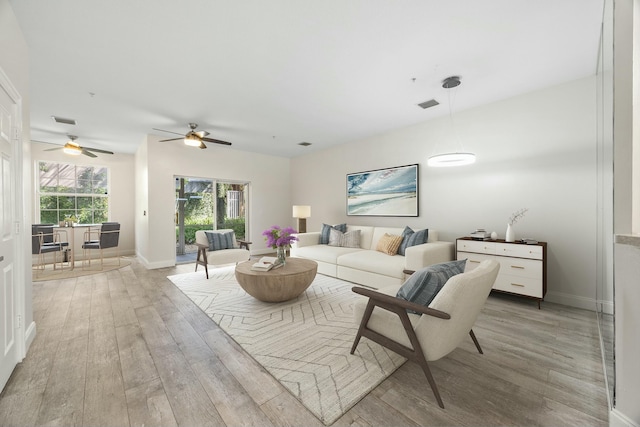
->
[135,134,291,268]
[1,0,33,339]
[30,142,136,257]
[292,77,599,309]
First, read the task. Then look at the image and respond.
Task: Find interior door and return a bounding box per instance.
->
[0,81,19,391]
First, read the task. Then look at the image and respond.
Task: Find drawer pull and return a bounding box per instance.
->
[469,260,481,264]
[510,265,525,269]
[510,283,525,287]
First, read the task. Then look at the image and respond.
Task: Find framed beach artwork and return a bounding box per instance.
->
[346,164,419,216]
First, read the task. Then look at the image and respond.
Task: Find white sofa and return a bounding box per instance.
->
[195,229,250,278]
[290,225,454,289]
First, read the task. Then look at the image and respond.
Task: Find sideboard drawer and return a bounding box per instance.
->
[495,242,543,260]
[497,257,542,280]
[456,240,495,255]
[457,251,494,272]
[493,274,543,298]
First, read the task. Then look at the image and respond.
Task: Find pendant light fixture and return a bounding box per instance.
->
[427,76,476,167]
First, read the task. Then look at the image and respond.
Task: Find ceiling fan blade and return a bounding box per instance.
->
[201,137,232,146]
[152,128,184,136]
[199,141,207,149]
[159,137,183,142]
[195,130,211,138]
[82,146,114,154]
[81,149,98,158]
[44,146,64,151]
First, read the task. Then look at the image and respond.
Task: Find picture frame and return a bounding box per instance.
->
[346,164,419,216]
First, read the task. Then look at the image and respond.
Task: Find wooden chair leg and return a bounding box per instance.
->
[350,300,375,354]
[195,246,209,279]
[469,329,483,354]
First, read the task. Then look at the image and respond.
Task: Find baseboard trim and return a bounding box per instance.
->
[24,321,36,357]
[610,408,639,427]
[544,291,597,311]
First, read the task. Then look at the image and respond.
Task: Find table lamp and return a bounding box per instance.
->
[292,205,311,233]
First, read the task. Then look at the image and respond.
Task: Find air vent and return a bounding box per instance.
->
[298,142,312,147]
[51,116,77,125]
[418,99,439,109]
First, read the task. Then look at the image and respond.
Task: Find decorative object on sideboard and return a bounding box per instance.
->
[506,208,528,242]
[292,205,311,233]
[490,231,498,240]
[427,76,476,167]
[263,225,298,266]
[469,229,491,240]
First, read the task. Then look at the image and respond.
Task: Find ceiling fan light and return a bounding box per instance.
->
[63,142,82,155]
[427,152,476,167]
[184,135,201,147]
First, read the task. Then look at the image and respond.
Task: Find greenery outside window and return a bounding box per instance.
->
[38,161,109,224]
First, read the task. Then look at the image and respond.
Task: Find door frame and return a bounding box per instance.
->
[0,66,28,391]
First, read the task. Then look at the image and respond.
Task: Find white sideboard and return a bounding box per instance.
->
[456,237,547,308]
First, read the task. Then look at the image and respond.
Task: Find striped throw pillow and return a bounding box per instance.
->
[205,231,235,251]
[376,233,404,256]
[328,228,361,248]
[320,223,346,244]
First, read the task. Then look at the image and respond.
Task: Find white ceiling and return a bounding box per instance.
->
[10,0,604,158]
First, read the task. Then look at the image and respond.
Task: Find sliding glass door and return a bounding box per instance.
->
[175,176,248,263]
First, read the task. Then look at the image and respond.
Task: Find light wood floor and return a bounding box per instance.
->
[0,258,609,426]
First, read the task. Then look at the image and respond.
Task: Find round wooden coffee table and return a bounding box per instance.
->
[235,258,318,302]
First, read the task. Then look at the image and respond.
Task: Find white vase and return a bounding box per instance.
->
[505,223,515,242]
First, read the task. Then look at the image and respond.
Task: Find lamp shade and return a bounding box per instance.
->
[292,205,311,218]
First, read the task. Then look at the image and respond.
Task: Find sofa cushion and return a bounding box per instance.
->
[396,259,466,313]
[205,231,235,251]
[376,233,403,255]
[320,223,347,244]
[398,226,429,256]
[294,245,363,265]
[337,250,406,279]
[328,228,361,248]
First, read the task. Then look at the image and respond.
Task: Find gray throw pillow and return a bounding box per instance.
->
[396,259,467,314]
[328,228,361,248]
[320,223,347,244]
[398,226,429,256]
[205,231,235,251]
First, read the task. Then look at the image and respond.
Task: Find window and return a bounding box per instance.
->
[38,161,109,224]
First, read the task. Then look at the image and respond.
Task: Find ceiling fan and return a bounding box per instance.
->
[152,123,232,149]
[42,135,114,158]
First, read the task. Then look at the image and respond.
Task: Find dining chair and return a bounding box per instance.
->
[31,224,69,275]
[81,222,121,269]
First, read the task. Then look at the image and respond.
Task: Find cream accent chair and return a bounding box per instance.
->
[350,259,500,408]
[194,229,251,279]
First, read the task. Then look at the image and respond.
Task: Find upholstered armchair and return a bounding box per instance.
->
[194,229,251,279]
[350,259,500,408]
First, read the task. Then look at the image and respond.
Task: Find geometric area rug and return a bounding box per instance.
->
[167,266,406,425]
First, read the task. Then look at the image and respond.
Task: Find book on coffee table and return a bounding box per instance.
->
[251,256,279,271]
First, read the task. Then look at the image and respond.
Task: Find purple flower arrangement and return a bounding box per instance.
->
[262,225,298,249]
